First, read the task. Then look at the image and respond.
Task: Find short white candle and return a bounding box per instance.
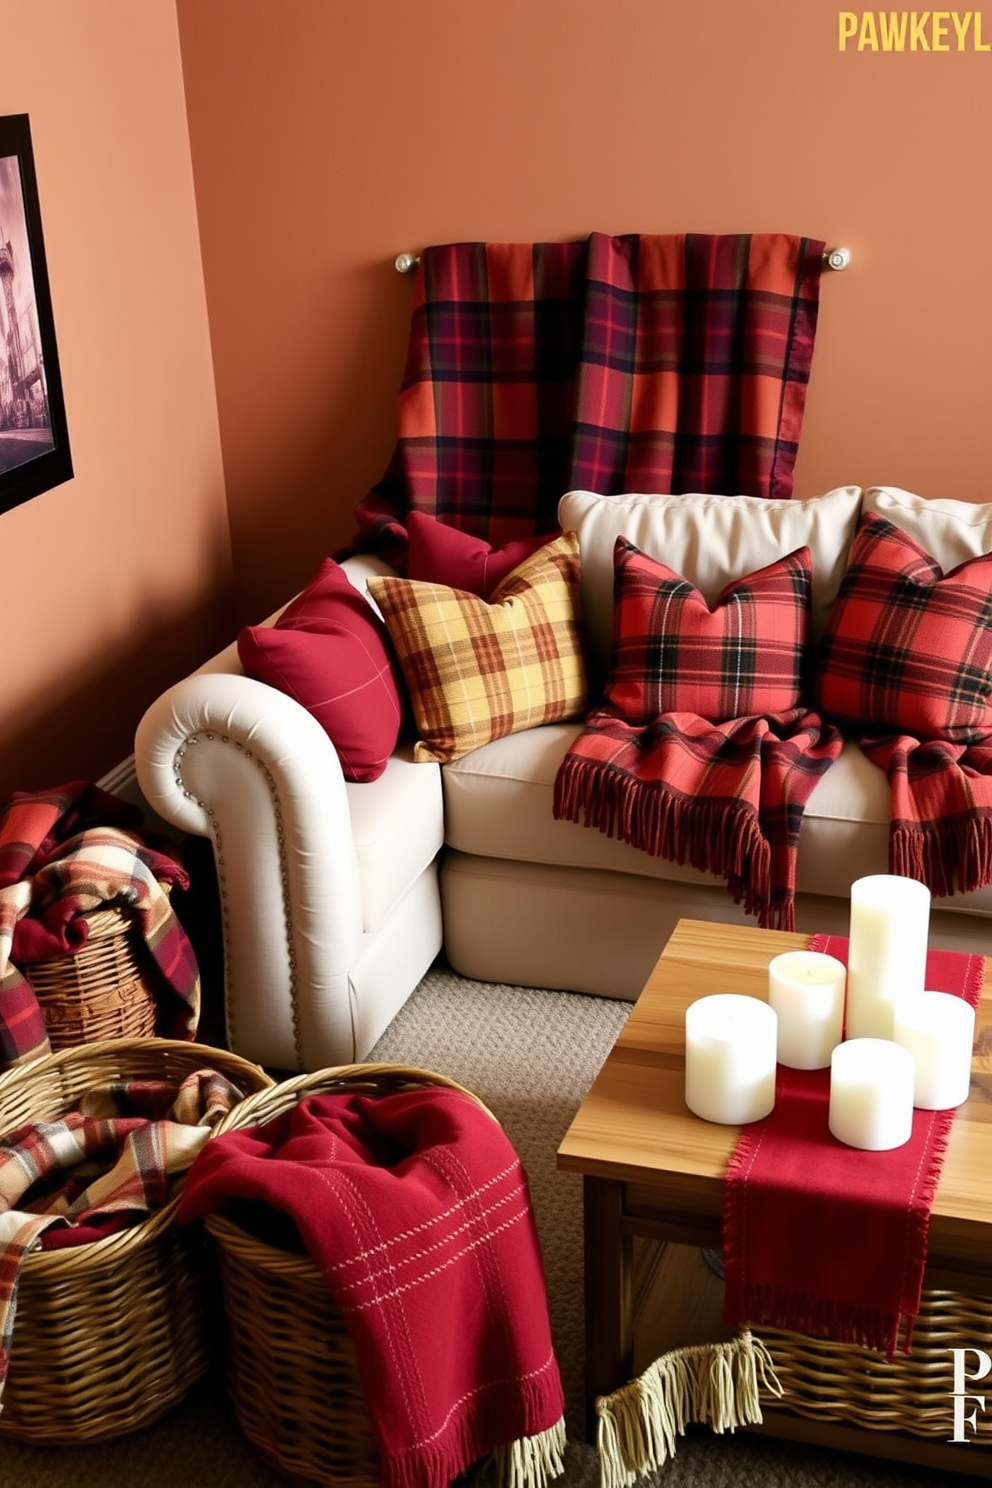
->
[684,993,777,1125]
[846,875,931,1040]
[828,1038,916,1150]
[768,950,847,1069]
[892,992,975,1110]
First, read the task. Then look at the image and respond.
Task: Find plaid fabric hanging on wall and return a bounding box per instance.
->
[348,231,825,570]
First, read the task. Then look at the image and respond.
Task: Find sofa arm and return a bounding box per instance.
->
[135,671,363,1071]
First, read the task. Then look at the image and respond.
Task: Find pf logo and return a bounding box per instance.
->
[950,1349,992,1443]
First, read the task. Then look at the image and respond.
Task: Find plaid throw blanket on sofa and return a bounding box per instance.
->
[554,541,845,931]
[554,708,844,931]
[349,232,825,570]
[0,783,199,1069]
[870,736,992,894]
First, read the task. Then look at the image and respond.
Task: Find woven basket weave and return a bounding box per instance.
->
[0,1037,274,1445]
[25,900,168,1048]
[756,1288,992,1442]
[204,1063,496,1488]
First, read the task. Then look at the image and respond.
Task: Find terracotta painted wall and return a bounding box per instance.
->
[0,1,233,801]
[1,1,988,804]
[177,0,991,625]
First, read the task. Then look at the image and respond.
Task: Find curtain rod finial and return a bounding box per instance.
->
[395,252,421,274]
[823,246,851,271]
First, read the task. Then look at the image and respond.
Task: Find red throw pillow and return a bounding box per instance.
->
[605,537,811,724]
[816,513,992,743]
[407,511,552,598]
[237,559,404,782]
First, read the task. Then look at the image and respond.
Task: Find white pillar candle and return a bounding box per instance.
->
[684,993,778,1125]
[768,950,847,1069]
[892,992,976,1110]
[846,875,931,1040]
[828,1037,916,1150]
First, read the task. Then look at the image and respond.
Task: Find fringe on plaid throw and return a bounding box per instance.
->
[595,1332,783,1488]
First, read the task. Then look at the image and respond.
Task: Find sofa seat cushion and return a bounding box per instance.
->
[441,724,992,912]
[346,742,444,933]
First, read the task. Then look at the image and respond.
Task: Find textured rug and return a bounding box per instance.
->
[0,964,954,1487]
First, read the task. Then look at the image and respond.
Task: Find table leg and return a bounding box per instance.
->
[582,1175,633,1440]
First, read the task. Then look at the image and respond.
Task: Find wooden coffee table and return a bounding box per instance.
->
[557,917,992,1477]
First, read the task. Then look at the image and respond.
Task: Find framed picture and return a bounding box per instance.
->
[0,113,72,514]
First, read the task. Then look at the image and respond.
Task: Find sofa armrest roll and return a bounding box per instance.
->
[135,671,363,1071]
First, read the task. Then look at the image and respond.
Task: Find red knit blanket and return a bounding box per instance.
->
[0,783,198,1069]
[722,937,985,1357]
[554,708,843,930]
[178,1087,566,1488]
[348,233,824,571]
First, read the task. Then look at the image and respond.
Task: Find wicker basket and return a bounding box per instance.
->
[0,1036,274,1445]
[204,1063,496,1488]
[756,1288,992,1442]
[25,900,170,1048]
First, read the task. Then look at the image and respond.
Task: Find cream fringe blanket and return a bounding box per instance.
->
[596,1331,783,1488]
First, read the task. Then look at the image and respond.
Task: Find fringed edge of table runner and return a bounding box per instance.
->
[595,1330,782,1488]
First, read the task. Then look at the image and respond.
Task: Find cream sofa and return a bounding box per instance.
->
[135,485,992,1071]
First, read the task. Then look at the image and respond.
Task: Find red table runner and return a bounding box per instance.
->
[722,936,984,1357]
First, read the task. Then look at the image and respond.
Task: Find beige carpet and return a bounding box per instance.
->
[0,965,958,1487]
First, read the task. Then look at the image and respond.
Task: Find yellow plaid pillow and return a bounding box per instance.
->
[367,531,588,763]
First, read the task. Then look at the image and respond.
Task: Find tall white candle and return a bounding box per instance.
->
[846,875,931,1040]
[892,992,975,1109]
[768,950,847,1069]
[828,1038,916,1150]
[684,993,777,1125]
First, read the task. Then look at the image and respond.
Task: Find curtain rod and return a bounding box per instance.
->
[395,246,852,274]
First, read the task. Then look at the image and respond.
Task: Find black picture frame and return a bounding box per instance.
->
[0,113,72,514]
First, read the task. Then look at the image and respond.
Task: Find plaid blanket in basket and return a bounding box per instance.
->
[0,1067,244,1405]
[348,232,825,571]
[0,783,199,1070]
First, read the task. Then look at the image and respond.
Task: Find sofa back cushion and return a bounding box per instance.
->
[816,513,992,744]
[864,486,992,570]
[559,485,862,673]
[367,532,587,764]
[606,539,811,724]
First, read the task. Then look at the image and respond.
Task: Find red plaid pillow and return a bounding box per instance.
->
[605,538,811,724]
[816,513,992,742]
